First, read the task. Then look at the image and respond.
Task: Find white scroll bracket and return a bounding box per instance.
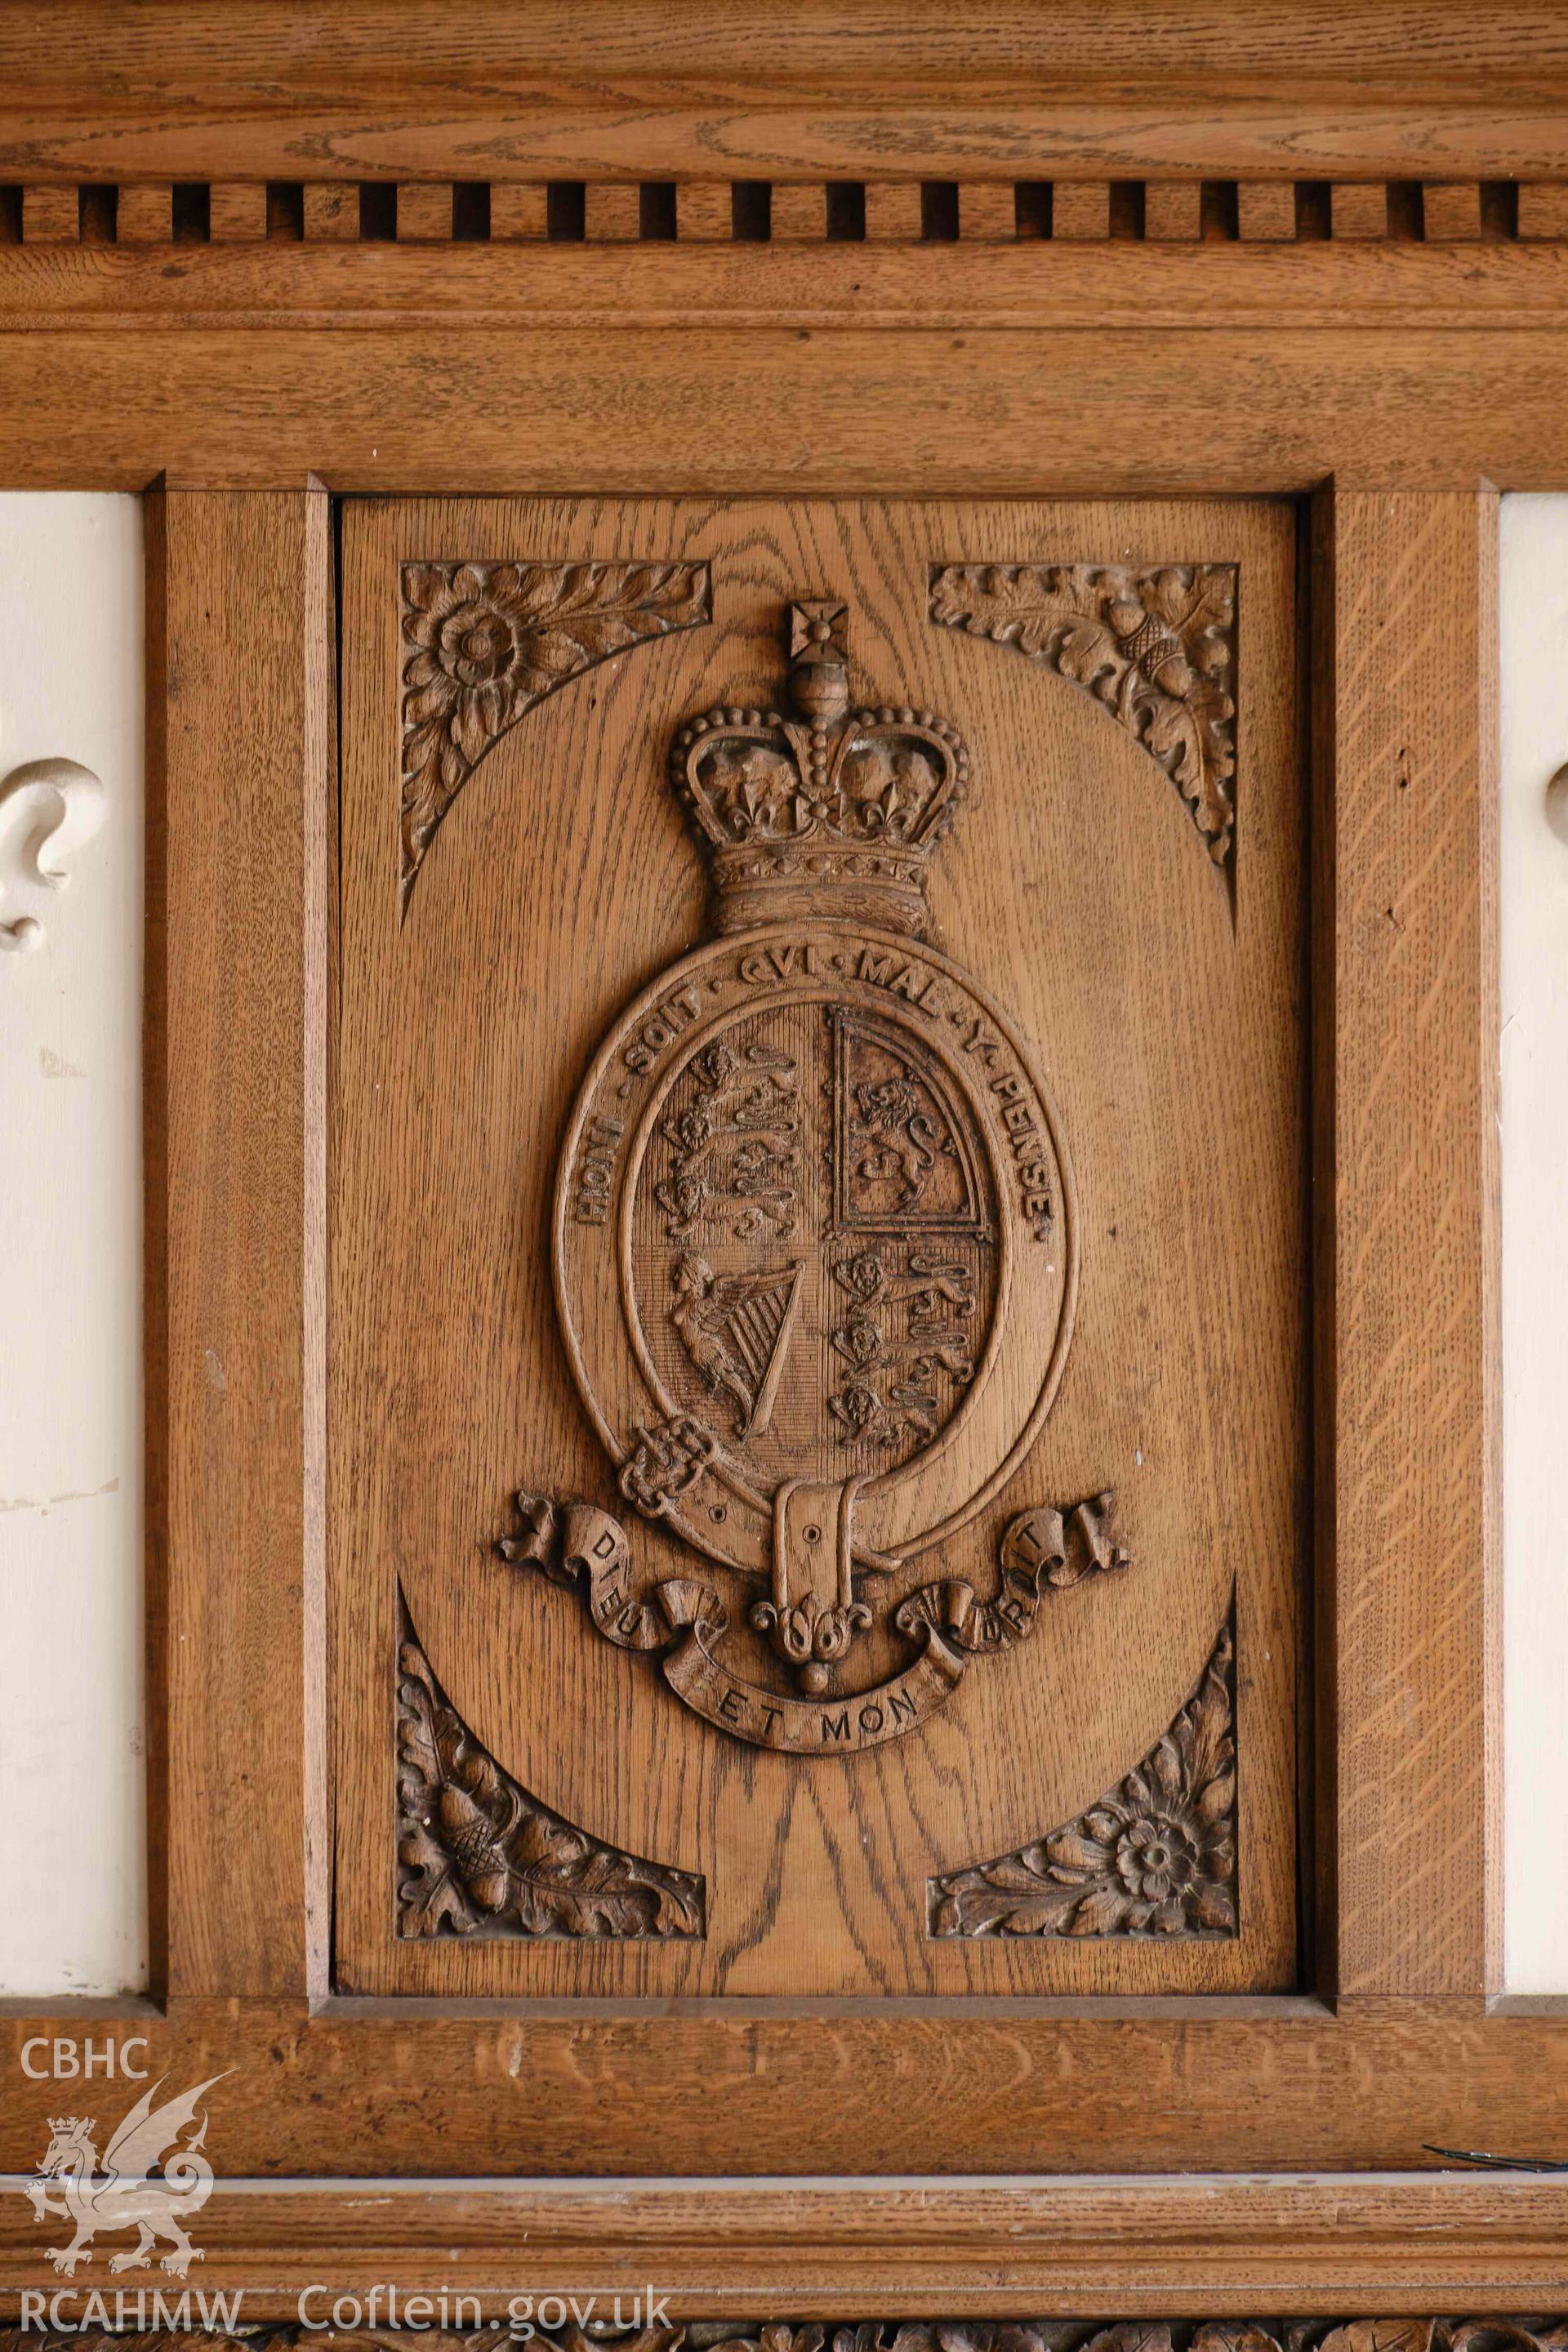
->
[0,756,106,952]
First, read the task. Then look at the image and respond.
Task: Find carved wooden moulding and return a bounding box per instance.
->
[395,1591,704,1940]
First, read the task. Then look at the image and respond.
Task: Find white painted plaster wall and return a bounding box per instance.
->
[1500,494,1568,1993]
[0,495,147,1994]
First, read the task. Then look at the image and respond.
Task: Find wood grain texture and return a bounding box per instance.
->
[1146,182,1204,240]
[19,240,1568,332]
[332,494,1303,2000]
[4,290,1568,495]
[1052,183,1111,242]
[6,2176,1568,2310]
[1239,181,1298,240]
[6,2,1568,180]
[1424,182,1485,240]
[959,182,1018,241]
[492,182,550,239]
[20,186,77,243]
[210,183,267,243]
[396,184,454,241]
[302,182,358,241]
[584,181,642,242]
[1518,182,1568,238]
[3,1993,1568,2179]
[1321,492,1500,1998]
[115,183,172,243]
[771,183,828,240]
[1333,185,1389,239]
[677,182,733,241]
[865,181,923,243]
[152,488,331,1997]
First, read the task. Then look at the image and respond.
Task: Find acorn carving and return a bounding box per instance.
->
[437,1780,516,1913]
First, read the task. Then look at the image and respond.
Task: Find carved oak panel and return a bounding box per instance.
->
[332,497,1303,1998]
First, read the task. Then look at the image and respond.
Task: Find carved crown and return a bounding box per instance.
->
[670,599,968,938]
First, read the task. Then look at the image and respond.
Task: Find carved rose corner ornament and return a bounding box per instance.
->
[929,1603,1236,1939]
[928,560,1237,869]
[491,593,1114,1757]
[396,1590,703,1940]
[399,557,711,910]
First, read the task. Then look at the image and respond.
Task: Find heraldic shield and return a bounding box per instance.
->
[531,599,1081,1754]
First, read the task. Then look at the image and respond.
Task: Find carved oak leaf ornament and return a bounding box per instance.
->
[395,1592,703,1940]
[928,561,1237,869]
[399,557,710,911]
[929,1607,1236,1940]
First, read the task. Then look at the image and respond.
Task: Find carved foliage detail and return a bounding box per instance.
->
[929,560,1237,867]
[395,1591,704,1940]
[929,1605,1236,1939]
[399,558,711,909]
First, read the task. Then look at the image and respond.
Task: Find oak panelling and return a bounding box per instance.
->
[770,183,829,240]
[302,182,358,241]
[116,181,173,243]
[5,3,1568,182]
[1332,185,1388,239]
[20,238,1568,329]
[864,181,923,243]
[1323,492,1500,1998]
[396,183,454,241]
[20,185,77,242]
[1145,181,1204,240]
[4,1993,1568,2179]
[491,181,550,239]
[6,2172,1568,2313]
[333,494,1302,2000]
[1238,181,1297,240]
[152,488,331,1997]
[303,183,359,241]
[210,181,268,241]
[3,308,1568,494]
[1519,182,1568,238]
[584,180,642,242]
[1052,183,1112,241]
[958,181,1016,241]
[1424,182,1486,241]
[677,182,733,241]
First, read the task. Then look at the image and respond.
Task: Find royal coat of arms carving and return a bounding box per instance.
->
[514,598,1085,1753]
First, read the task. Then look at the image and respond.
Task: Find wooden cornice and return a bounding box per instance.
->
[4,2,1568,181]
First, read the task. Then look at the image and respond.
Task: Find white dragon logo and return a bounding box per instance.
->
[23,2073,229,2277]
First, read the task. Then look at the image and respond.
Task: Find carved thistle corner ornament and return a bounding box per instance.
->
[928,1601,1236,1940]
[395,1589,704,1940]
[476,590,1125,1758]
[928,562,1237,870]
[399,558,711,911]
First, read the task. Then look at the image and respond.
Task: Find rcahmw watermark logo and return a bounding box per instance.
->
[16,2066,231,2281]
